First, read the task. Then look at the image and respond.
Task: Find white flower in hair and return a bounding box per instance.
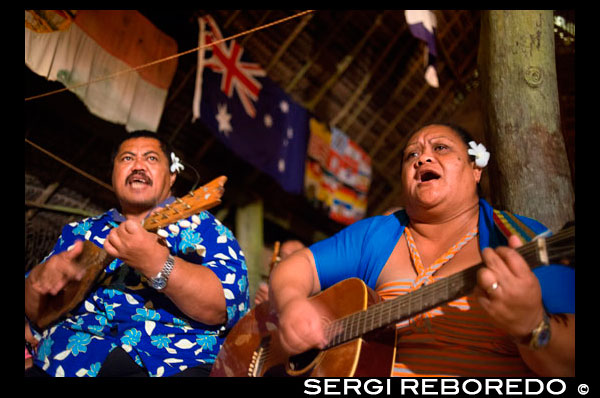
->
[170,152,185,173]
[467,141,490,168]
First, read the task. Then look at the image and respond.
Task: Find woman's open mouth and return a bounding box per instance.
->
[418,170,440,183]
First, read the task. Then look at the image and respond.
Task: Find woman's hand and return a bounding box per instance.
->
[475,235,545,340]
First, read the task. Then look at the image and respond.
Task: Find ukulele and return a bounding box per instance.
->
[34,176,228,330]
[210,224,575,377]
[260,241,281,283]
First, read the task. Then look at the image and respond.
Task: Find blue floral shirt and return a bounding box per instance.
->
[28,199,249,377]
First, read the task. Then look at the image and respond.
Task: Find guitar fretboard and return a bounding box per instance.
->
[324,226,574,349]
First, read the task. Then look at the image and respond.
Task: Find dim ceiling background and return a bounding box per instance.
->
[25,10,575,270]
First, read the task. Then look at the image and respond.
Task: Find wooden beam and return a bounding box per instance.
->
[241,11,272,46]
[435,12,464,86]
[305,11,388,111]
[165,65,196,108]
[367,75,434,158]
[339,29,414,133]
[167,108,192,145]
[265,12,314,73]
[223,10,242,29]
[285,11,354,92]
[354,10,464,145]
[330,23,405,127]
[382,76,455,169]
[25,201,98,218]
[192,134,216,165]
[353,55,422,144]
[366,10,475,158]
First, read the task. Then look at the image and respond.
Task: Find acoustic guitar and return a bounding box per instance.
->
[34,176,228,330]
[210,224,575,377]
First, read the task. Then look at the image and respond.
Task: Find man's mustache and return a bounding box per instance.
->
[126,170,153,186]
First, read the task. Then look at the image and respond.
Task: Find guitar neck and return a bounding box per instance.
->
[142,176,226,231]
[34,176,228,330]
[324,226,574,348]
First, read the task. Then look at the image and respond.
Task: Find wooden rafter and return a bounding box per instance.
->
[382,77,455,168]
[305,11,388,111]
[285,11,354,92]
[241,11,272,46]
[330,23,405,126]
[354,10,464,146]
[354,55,423,144]
[265,12,314,73]
[366,10,476,158]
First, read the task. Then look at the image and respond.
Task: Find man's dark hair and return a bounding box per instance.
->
[110,131,174,169]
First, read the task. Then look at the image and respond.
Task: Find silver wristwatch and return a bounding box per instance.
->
[150,254,175,291]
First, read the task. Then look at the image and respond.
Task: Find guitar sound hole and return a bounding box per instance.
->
[288,348,320,373]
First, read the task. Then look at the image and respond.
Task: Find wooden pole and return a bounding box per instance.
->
[235,199,264,304]
[478,10,574,232]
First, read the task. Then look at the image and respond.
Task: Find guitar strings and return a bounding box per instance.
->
[323,227,574,348]
[251,227,575,362]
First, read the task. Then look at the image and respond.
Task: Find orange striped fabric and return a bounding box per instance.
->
[376,229,536,377]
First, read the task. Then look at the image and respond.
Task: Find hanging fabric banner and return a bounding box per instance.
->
[305,119,371,225]
[405,10,439,88]
[25,10,178,132]
[193,15,309,194]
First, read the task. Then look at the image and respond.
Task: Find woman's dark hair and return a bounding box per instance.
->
[110,130,174,169]
[401,122,484,196]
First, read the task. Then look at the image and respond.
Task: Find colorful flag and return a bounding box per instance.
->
[305,119,371,225]
[25,10,178,132]
[405,10,439,88]
[193,15,309,194]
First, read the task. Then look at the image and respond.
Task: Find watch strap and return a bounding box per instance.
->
[161,254,175,281]
[151,254,175,290]
[528,311,551,350]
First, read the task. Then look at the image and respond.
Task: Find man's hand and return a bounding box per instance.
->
[28,240,87,296]
[103,220,168,277]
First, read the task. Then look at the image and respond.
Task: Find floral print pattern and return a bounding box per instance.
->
[28,198,249,377]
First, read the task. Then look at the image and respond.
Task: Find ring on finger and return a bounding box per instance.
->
[486,281,499,295]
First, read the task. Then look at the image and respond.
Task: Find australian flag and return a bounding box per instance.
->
[192,15,309,194]
[405,10,439,88]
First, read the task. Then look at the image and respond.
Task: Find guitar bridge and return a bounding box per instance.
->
[248,336,270,377]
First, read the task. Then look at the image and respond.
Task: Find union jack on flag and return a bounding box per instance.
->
[200,15,266,118]
[192,15,310,194]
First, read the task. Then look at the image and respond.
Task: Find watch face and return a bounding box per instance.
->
[537,327,551,347]
[152,277,166,290]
